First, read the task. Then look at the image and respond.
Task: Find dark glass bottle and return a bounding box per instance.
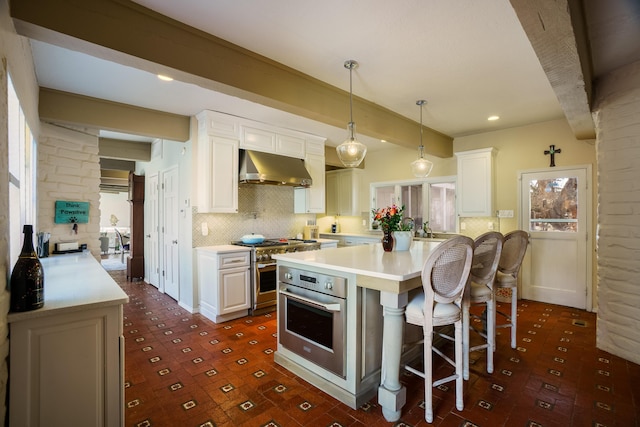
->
[9,225,44,312]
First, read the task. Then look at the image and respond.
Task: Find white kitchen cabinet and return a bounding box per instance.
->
[9,253,128,427]
[326,168,363,216]
[196,247,251,323]
[343,235,379,246]
[455,147,496,217]
[196,112,240,213]
[294,139,326,213]
[319,240,339,249]
[241,126,276,152]
[241,126,306,158]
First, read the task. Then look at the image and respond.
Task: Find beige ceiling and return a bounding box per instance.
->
[10,0,640,173]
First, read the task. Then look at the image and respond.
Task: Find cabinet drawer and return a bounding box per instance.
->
[218,252,250,268]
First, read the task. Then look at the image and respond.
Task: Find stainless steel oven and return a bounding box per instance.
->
[278,265,347,377]
[232,239,321,314]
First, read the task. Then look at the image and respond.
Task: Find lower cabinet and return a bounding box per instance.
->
[197,247,251,323]
[9,305,124,427]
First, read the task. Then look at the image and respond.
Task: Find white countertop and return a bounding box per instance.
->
[273,240,442,282]
[8,252,129,323]
[195,245,252,254]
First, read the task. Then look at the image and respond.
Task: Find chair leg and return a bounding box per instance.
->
[510,286,517,349]
[424,330,434,423]
[486,300,494,374]
[454,319,464,412]
[462,299,470,380]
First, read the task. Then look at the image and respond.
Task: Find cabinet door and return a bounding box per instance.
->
[325,171,339,215]
[219,266,251,314]
[276,134,306,158]
[10,306,123,427]
[208,136,239,212]
[456,148,496,217]
[294,153,326,213]
[241,127,276,152]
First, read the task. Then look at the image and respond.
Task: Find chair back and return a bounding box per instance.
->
[470,232,503,288]
[422,235,474,305]
[498,230,529,277]
[114,229,129,247]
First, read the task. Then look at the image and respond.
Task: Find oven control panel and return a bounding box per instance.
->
[279,266,347,298]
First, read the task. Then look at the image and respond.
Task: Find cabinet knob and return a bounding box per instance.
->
[146,234,151,238]
[172,240,178,244]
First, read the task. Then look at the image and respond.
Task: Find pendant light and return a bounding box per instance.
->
[336,60,367,167]
[411,100,434,177]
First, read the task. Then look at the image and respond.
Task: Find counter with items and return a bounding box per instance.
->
[272,241,442,422]
[8,252,129,427]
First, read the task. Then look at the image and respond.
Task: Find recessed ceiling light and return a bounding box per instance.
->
[488,115,500,121]
[380,139,387,143]
[157,74,174,82]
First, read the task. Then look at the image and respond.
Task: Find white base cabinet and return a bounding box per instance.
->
[196,246,251,323]
[8,253,128,427]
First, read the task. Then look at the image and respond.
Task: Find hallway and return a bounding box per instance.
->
[108,269,640,426]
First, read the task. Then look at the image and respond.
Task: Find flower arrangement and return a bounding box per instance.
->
[371,205,412,232]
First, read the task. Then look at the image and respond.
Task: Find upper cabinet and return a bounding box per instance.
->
[241,126,306,158]
[294,139,326,213]
[195,110,326,214]
[195,111,240,213]
[455,148,496,217]
[325,168,363,216]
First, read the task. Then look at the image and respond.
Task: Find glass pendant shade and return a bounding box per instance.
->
[412,99,432,177]
[337,59,366,167]
[411,146,433,177]
[336,122,367,167]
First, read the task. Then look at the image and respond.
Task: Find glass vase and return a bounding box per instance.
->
[382,229,394,252]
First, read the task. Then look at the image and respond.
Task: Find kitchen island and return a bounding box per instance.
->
[273,240,443,422]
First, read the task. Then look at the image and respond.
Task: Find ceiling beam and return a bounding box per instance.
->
[39,88,190,142]
[100,158,136,171]
[11,0,453,157]
[510,0,596,140]
[99,137,151,161]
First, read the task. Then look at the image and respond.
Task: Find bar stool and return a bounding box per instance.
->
[404,235,474,423]
[494,230,529,349]
[463,231,503,380]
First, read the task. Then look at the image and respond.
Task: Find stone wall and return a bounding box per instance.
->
[594,59,640,365]
[37,123,102,259]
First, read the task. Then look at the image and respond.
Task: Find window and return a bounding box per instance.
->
[8,72,37,266]
[370,177,456,233]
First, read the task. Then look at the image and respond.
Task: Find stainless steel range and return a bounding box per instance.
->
[231,238,321,314]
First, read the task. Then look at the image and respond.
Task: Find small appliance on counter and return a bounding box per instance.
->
[303,225,319,240]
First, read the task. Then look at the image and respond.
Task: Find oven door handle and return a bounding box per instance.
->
[279,289,342,312]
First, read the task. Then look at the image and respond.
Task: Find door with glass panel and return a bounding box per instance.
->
[519,167,590,309]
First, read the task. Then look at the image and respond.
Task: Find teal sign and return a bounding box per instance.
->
[55,200,89,224]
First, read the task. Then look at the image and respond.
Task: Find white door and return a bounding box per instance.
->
[146,173,160,288]
[162,167,180,300]
[519,167,590,309]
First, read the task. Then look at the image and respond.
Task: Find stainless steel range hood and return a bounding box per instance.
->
[239,150,312,187]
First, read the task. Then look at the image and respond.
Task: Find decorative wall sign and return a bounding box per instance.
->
[544,144,562,167]
[54,200,89,224]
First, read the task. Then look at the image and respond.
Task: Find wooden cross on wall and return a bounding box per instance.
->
[544,144,562,167]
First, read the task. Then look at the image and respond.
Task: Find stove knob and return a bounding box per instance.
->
[285,272,293,280]
[325,281,333,290]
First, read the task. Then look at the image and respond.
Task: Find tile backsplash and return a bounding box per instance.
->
[192,185,315,247]
[458,216,501,239]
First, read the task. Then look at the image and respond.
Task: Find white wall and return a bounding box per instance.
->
[99,192,130,228]
[37,123,101,257]
[594,59,640,365]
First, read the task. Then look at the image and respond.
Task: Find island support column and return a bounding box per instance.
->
[378,290,409,422]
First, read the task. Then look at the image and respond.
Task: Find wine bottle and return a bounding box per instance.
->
[9,224,44,312]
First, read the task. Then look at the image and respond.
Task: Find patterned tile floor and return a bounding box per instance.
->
[108,269,640,426]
